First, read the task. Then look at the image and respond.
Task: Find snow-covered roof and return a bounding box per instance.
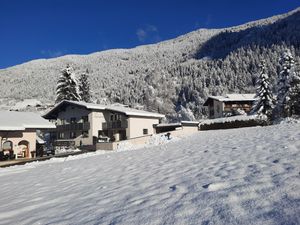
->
[181,121,200,125]
[155,123,181,128]
[43,100,165,119]
[10,99,42,111]
[64,100,107,110]
[0,111,56,131]
[200,115,259,125]
[155,121,199,128]
[106,106,165,118]
[225,94,256,101]
[204,94,256,106]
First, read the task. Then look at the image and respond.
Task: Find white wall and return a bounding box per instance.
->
[127,117,159,139]
[89,111,105,144]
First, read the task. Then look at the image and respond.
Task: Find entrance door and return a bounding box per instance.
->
[18,140,30,158]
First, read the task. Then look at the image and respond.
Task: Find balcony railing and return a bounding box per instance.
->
[102,121,128,130]
[56,122,90,131]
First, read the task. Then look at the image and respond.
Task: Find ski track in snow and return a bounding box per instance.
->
[0,124,299,225]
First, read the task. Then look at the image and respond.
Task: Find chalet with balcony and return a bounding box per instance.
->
[43,100,165,150]
[203,94,256,119]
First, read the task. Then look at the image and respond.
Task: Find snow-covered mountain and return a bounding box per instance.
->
[0,7,299,119]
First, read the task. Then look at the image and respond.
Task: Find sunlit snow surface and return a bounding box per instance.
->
[0,124,299,225]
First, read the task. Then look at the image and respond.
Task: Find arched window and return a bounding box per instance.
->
[2,141,13,151]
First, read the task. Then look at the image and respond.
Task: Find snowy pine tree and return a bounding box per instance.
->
[274,50,296,118]
[79,69,91,103]
[289,62,300,116]
[251,61,274,118]
[55,65,81,103]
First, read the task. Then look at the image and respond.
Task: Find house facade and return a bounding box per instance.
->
[0,111,56,160]
[203,94,256,119]
[43,101,165,149]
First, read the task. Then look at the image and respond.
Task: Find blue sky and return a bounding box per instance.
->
[0,0,299,69]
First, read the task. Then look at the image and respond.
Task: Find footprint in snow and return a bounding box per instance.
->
[169,185,177,191]
[202,183,210,189]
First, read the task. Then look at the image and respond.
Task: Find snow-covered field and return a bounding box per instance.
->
[0,123,299,225]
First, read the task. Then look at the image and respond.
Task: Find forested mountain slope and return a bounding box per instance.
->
[0,7,299,120]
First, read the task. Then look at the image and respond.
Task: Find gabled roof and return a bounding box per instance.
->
[204,94,256,106]
[43,100,165,119]
[0,111,56,131]
[43,100,106,119]
[106,106,165,118]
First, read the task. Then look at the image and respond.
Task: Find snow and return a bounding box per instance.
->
[0,123,299,224]
[106,106,165,118]
[10,99,42,111]
[44,100,165,119]
[225,94,256,101]
[0,111,56,130]
[206,94,256,103]
[155,123,181,127]
[200,115,260,125]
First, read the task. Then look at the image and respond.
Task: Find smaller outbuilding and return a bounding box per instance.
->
[0,111,56,160]
[155,121,200,137]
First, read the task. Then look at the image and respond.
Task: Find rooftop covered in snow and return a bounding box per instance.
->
[43,100,165,119]
[0,111,56,131]
[203,94,256,106]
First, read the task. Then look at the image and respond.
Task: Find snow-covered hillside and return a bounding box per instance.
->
[0,8,299,119]
[0,123,299,225]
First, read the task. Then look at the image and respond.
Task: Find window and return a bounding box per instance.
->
[2,141,12,150]
[70,117,76,124]
[110,114,114,121]
[143,129,148,135]
[58,132,65,139]
[70,132,76,139]
[82,116,88,123]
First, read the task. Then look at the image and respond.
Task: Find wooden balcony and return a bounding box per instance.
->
[56,122,90,131]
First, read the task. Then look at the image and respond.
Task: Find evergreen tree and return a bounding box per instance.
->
[289,63,300,115]
[79,69,91,103]
[251,60,274,118]
[274,50,296,118]
[55,65,80,103]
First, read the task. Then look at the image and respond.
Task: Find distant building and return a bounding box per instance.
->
[0,111,55,160]
[43,100,165,150]
[203,94,256,119]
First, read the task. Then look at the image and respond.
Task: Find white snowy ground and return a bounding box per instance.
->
[0,124,299,225]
